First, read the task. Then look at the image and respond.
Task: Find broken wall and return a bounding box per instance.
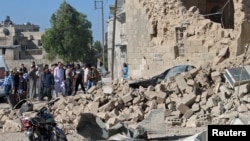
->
[126,0,250,79]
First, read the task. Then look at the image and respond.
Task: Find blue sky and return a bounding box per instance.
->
[0,0,114,41]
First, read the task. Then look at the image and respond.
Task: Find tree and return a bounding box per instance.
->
[85,41,102,66]
[92,41,102,54]
[41,2,93,63]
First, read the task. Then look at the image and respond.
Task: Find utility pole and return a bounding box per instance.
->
[95,0,105,66]
[111,0,118,80]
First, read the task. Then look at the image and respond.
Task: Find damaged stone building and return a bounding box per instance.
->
[0,16,45,66]
[107,0,249,79]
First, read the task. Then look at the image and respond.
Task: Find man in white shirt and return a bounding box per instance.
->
[53,62,65,97]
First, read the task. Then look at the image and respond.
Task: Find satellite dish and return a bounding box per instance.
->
[3,28,10,36]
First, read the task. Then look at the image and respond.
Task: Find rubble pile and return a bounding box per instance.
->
[1,58,250,136]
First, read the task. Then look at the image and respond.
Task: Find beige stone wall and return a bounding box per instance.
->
[21,32,43,40]
[5,59,49,71]
[125,0,250,79]
[126,0,155,78]
[4,48,20,60]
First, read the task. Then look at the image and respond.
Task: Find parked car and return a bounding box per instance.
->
[129,65,195,88]
[0,56,9,98]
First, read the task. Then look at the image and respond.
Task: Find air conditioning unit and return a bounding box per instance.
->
[224,65,250,88]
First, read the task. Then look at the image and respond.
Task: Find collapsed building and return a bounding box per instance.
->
[107,0,250,79]
[1,0,250,140]
[1,62,250,140]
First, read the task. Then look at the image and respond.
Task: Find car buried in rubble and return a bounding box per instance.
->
[129,65,195,88]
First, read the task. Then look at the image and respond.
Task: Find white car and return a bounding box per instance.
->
[0,56,9,98]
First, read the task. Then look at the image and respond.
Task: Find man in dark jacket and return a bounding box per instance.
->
[43,67,54,101]
[74,63,85,95]
[38,64,49,101]
[12,68,20,94]
[17,72,27,95]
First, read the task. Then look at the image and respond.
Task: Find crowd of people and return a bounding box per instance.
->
[2,61,101,104]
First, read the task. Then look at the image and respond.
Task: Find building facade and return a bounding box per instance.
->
[0,16,45,67]
[108,0,250,79]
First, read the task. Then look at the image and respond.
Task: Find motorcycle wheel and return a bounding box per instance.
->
[51,126,68,141]
[28,131,42,141]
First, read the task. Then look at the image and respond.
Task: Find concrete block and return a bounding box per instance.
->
[121,93,133,103]
[88,102,99,114]
[102,85,114,94]
[220,85,233,95]
[206,95,220,108]
[183,109,194,119]
[98,101,114,112]
[96,112,109,120]
[175,74,188,91]
[157,103,166,109]
[211,106,222,116]
[185,86,194,94]
[3,119,21,133]
[186,120,201,127]
[195,95,201,102]
[156,91,167,103]
[147,100,157,110]
[87,86,98,94]
[218,92,227,101]
[166,116,182,126]
[224,101,233,110]
[214,82,221,94]
[211,71,221,82]
[107,117,118,126]
[122,83,130,95]
[213,56,225,66]
[171,110,181,117]
[243,95,250,103]
[177,103,189,114]
[207,87,215,97]
[189,68,200,77]
[181,93,196,106]
[238,104,248,113]
[131,107,144,121]
[183,72,193,79]
[133,95,141,104]
[192,103,200,112]
[55,114,67,123]
[234,83,250,97]
[187,79,195,86]
[144,91,157,100]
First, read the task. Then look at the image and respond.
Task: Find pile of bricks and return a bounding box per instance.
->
[1,57,250,133]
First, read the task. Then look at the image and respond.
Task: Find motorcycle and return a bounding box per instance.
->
[17,98,68,141]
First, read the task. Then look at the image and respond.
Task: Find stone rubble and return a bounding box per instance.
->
[1,60,250,136]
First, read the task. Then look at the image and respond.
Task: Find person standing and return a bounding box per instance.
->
[17,72,28,100]
[12,68,20,94]
[65,64,74,96]
[38,64,49,101]
[3,71,14,104]
[19,63,27,73]
[74,63,85,94]
[43,67,54,101]
[53,62,65,97]
[122,63,129,79]
[87,66,100,89]
[28,65,38,100]
[84,64,90,89]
